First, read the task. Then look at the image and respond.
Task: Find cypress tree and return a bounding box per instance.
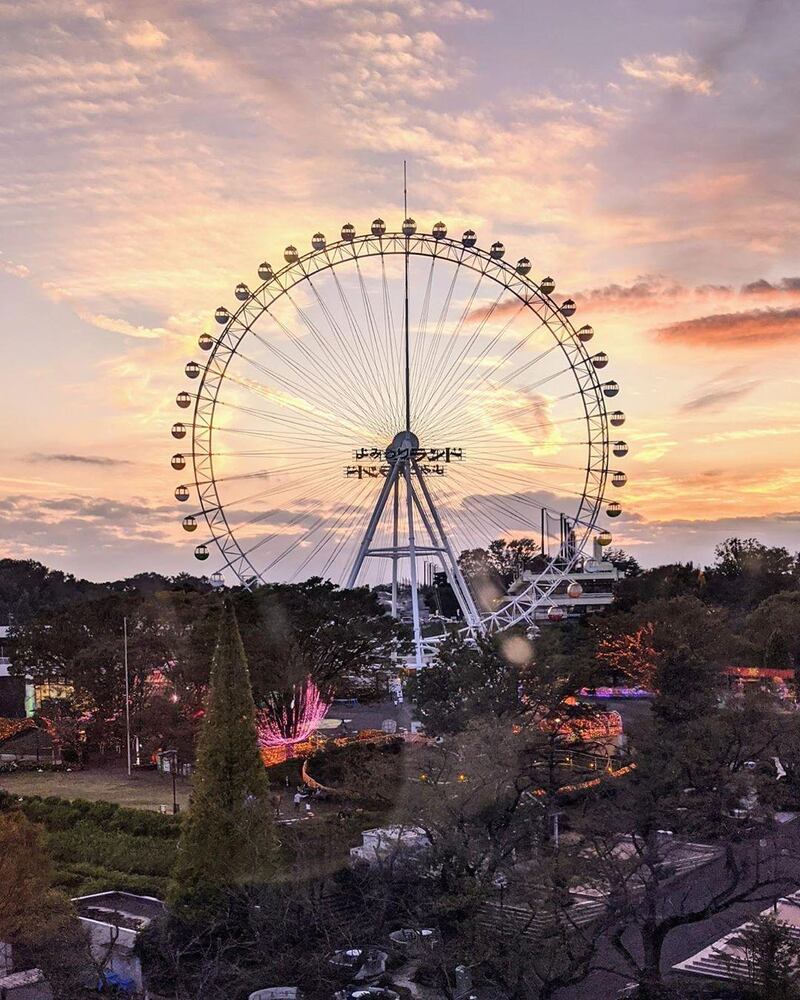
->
[170,601,274,906]
[764,629,793,670]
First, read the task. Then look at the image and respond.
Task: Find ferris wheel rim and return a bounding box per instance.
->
[182,228,613,632]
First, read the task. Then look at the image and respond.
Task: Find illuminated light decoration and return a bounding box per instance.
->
[557,711,623,741]
[578,686,652,699]
[723,666,794,681]
[0,717,38,744]
[538,707,624,742]
[256,678,330,748]
[595,622,659,688]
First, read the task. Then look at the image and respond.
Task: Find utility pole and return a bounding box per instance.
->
[123,617,132,778]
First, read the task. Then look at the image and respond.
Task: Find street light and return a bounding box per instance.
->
[160,749,179,815]
[123,618,132,778]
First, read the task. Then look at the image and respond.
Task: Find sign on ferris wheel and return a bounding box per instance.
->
[170,212,627,667]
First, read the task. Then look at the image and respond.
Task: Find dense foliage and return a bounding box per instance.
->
[170,603,275,907]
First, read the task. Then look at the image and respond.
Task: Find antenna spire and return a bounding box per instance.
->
[403,160,410,431]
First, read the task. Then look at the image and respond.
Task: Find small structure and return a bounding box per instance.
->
[388,928,439,956]
[333,988,400,1000]
[673,892,800,984]
[248,990,300,1000]
[329,948,388,982]
[71,891,164,993]
[0,968,53,1000]
[350,826,429,865]
[0,719,53,764]
[514,539,620,619]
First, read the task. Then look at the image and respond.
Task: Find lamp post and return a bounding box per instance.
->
[167,749,178,815]
[123,617,132,778]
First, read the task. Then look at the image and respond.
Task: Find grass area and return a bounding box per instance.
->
[0,790,180,898]
[0,765,191,811]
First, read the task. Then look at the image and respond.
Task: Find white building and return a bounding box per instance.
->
[514,539,621,619]
[71,891,164,993]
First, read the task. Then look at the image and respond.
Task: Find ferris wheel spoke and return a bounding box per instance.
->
[453,459,594,508]
[436,394,596,447]
[418,282,510,431]
[419,300,531,434]
[211,426,351,447]
[408,253,438,419]
[473,313,551,386]
[219,474,355,573]
[233,343,363,430]
[413,267,487,420]
[354,258,402,430]
[283,286,387,437]
[313,268,395,436]
[202,474,347,567]
[212,397,357,443]
[425,476,519,561]
[258,301,380,432]
[216,372,369,441]
[378,253,405,428]
[320,485,376,578]
[292,478,375,579]
[412,252,461,413]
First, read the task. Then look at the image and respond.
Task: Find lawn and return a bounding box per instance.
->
[0,766,191,812]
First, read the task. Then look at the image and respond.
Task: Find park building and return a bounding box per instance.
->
[511,537,621,619]
[0,624,73,719]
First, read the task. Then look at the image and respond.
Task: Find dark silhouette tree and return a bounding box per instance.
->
[764,628,794,670]
[170,602,274,908]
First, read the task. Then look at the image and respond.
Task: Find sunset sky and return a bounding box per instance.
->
[2,0,799,582]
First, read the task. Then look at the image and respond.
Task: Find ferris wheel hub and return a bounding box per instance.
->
[385,429,420,461]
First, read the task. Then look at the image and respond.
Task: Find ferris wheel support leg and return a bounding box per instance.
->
[346,460,402,590]
[406,471,482,634]
[404,463,425,671]
[391,476,400,618]
[412,461,484,632]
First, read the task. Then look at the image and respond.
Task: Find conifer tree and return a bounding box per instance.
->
[764,628,793,670]
[170,601,273,906]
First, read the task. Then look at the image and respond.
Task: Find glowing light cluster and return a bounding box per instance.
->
[256,678,329,748]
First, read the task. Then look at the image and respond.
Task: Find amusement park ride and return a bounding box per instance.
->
[171,180,627,667]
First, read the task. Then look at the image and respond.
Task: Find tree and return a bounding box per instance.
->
[458,538,542,610]
[615,595,732,726]
[705,538,798,611]
[232,579,405,705]
[0,810,88,994]
[722,914,800,999]
[170,602,274,907]
[11,592,174,750]
[406,631,526,735]
[603,548,642,578]
[614,562,702,612]
[765,629,794,670]
[595,622,659,688]
[748,592,800,662]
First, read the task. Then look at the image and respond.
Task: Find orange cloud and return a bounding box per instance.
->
[658,307,800,348]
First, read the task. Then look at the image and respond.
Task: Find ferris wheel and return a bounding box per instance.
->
[171,216,627,666]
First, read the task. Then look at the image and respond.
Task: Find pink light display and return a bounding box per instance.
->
[256,677,330,748]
